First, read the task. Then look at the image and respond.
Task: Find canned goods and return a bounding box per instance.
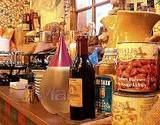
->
[112,92,158,125]
[116,42,158,92]
[95,75,113,115]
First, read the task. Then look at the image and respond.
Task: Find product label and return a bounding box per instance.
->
[116,42,158,92]
[51,89,67,101]
[158,50,160,89]
[22,23,30,31]
[112,94,158,125]
[69,78,82,107]
[117,42,157,61]
[95,75,113,114]
[33,19,39,29]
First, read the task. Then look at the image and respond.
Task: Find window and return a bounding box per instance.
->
[76,0,112,34]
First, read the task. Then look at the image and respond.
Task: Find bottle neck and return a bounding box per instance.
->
[77,36,88,56]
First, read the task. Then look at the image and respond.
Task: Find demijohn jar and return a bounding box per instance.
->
[40,35,72,114]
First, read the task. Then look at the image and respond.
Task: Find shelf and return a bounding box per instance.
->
[0,66,27,70]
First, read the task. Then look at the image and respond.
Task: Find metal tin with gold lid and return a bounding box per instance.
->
[112,92,158,125]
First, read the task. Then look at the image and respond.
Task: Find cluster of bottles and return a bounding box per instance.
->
[39,33,115,121]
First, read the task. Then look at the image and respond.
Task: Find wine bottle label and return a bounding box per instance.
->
[69,78,82,107]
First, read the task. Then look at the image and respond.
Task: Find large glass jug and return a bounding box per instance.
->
[40,35,72,114]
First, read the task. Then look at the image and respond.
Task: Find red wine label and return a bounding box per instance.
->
[69,78,82,107]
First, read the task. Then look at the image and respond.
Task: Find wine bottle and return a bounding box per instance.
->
[69,35,95,120]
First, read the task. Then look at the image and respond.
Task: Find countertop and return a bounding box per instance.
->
[0,86,111,125]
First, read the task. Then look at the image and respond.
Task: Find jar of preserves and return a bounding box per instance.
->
[96,48,117,75]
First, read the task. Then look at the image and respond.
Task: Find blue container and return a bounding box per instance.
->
[95,75,113,115]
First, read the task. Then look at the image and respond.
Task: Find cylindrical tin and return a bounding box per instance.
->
[95,75,113,115]
[112,92,158,125]
[116,42,158,92]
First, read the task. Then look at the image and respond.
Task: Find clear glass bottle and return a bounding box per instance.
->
[96,48,117,76]
[40,35,72,114]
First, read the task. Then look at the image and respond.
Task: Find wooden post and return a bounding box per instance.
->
[70,0,77,30]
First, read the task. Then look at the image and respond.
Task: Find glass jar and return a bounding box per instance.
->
[96,48,117,75]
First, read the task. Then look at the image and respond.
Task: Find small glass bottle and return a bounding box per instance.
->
[95,48,117,116]
[96,48,117,75]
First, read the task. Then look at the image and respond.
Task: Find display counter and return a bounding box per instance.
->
[0,86,111,125]
[0,86,74,125]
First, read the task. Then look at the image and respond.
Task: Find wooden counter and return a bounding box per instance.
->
[0,86,111,125]
[0,86,75,125]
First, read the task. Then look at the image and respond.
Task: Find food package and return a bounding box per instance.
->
[14,27,37,54]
